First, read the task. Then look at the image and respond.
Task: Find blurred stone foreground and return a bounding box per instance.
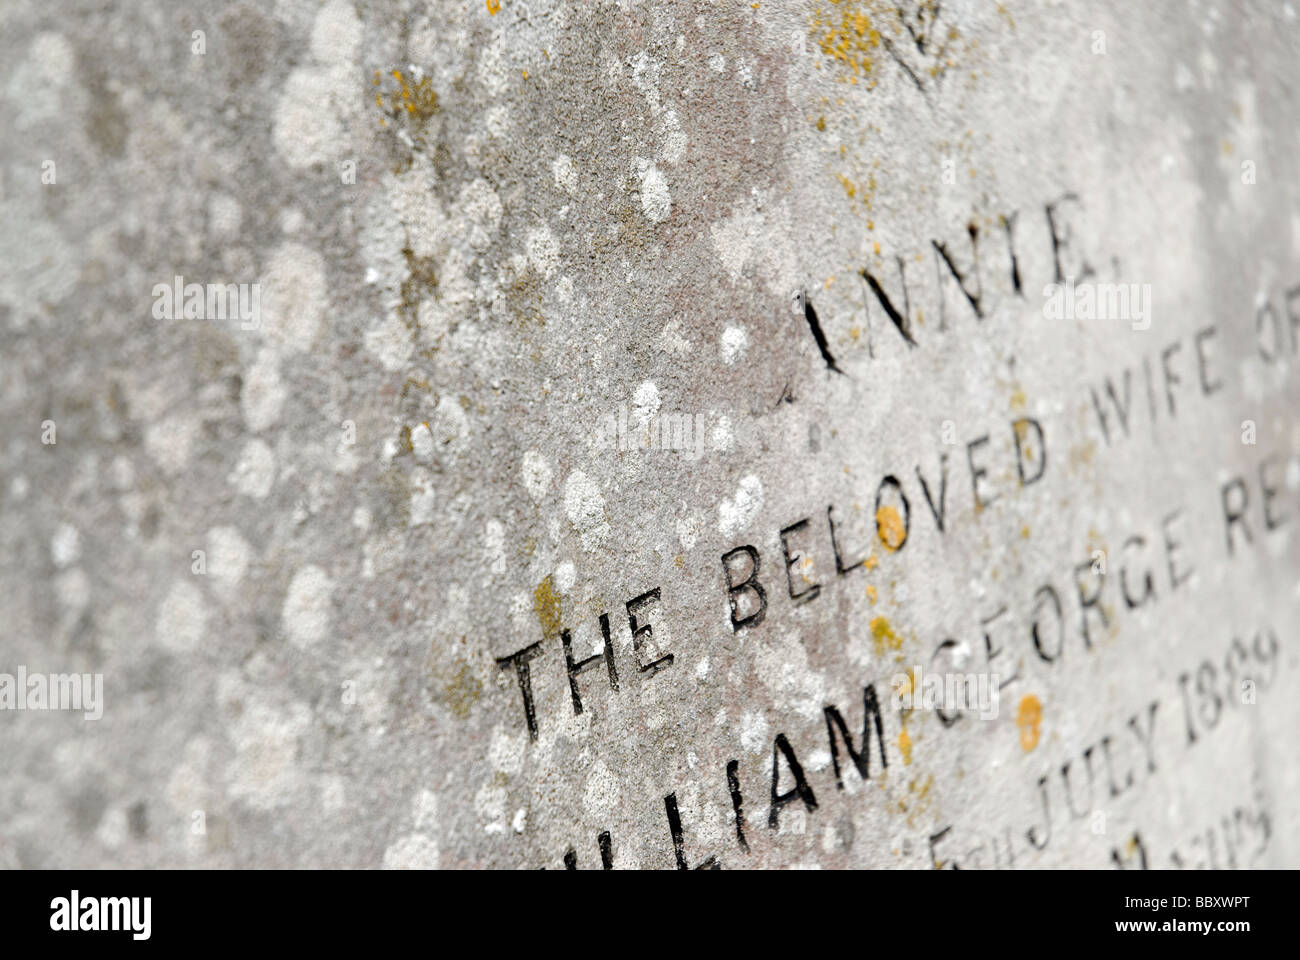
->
[1,0,1297,869]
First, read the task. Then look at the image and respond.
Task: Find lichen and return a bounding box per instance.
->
[870,615,902,656]
[1017,694,1042,751]
[875,505,906,551]
[533,575,562,640]
[374,69,440,160]
[810,0,883,85]
[442,660,483,719]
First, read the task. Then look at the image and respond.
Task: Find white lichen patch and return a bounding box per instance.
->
[410,468,436,526]
[564,470,610,551]
[455,178,504,252]
[229,439,277,499]
[720,326,749,364]
[144,414,198,477]
[364,312,414,371]
[272,68,347,168]
[522,449,552,501]
[382,834,440,869]
[261,243,328,352]
[206,526,252,593]
[155,580,209,653]
[225,698,312,811]
[282,565,334,648]
[51,523,81,568]
[309,0,362,65]
[638,160,672,223]
[740,710,770,754]
[241,348,286,432]
[525,225,561,279]
[552,154,578,194]
[718,474,763,537]
[632,380,661,426]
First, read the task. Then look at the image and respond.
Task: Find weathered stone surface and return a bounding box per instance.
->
[0,0,1297,869]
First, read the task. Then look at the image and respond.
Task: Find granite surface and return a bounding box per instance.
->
[1,0,1297,868]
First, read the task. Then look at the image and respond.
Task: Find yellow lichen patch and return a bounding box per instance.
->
[870,615,902,656]
[876,504,906,551]
[442,661,483,719]
[897,723,913,765]
[809,0,882,82]
[1014,418,1037,473]
[903,774,934,827]
[832,167,878,217]
[1020,525,1030,539]
[813,0,966,93]
[533,575,562,639]
[1017,694,1043,751]
[374,69,439,137]
[486,0,500,14]
[1010,387,1026,411]
[896,668,913,699]
[903,665,922,703]
[400,375,433,403]
[864,583,877,605]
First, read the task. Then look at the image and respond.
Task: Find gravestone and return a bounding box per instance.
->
[0,0,1296,869]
